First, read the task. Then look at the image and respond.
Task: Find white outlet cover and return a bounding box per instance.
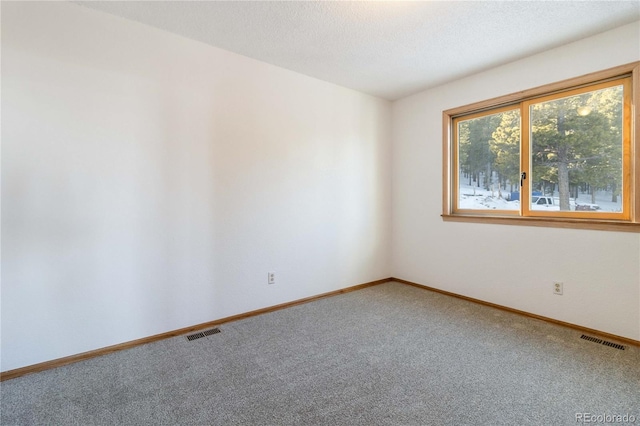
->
[554,282,563,295]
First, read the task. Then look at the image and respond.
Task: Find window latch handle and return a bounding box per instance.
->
[520,172,526,187]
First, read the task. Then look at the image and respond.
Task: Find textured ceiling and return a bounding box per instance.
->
[76,1,640,101]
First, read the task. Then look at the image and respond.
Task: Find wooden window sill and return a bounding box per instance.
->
[442,214,640,233]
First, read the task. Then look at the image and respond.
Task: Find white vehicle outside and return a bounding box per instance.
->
[530,195,587,211]
[530,196,558,210]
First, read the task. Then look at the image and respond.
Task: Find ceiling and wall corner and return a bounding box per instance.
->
[74,1,640,101]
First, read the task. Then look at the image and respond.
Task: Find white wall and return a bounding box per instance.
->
[391,22,640,340]
[3,3,638,374]
[1,2,391,371]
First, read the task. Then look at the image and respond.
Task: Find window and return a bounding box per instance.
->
[442,63,640,232]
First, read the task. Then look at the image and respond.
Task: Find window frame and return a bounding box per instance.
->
[442,62,640,233]
[452,104,521,216]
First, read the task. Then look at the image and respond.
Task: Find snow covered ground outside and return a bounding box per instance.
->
[458,182,622,212]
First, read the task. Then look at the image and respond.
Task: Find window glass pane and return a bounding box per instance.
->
[529,85,624,213]
[457,110,520,210]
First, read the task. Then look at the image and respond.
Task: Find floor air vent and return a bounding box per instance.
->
[580,335,603,344]
[602,340,625,350]
[581,334,624,350]
[186,328,220,342]
[186,332,205,341]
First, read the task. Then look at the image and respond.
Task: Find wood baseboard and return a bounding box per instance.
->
[3,276,637,381]
[0,278,391,382]
[390,277,640,348]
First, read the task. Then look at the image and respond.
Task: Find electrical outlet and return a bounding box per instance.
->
[553,281,563,295]
[268,272,276,285]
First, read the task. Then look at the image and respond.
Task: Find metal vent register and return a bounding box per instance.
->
[580,334,625,350]
[186,328,221,341]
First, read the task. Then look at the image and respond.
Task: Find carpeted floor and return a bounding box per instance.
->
[1,282,639,425]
